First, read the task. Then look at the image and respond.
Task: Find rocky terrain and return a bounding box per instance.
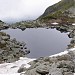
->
[0,0,75,75]
[5,0,74,31]
[16,48,75,75]
[0,20,9,30]
[39,0,75,24]
[10,20,43,30]
[0,0,74,30]
[0,32,30,63]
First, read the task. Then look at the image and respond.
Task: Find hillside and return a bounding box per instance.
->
[39,0,75,23]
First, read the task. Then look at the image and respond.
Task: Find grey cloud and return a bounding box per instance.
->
[0,0,61,23]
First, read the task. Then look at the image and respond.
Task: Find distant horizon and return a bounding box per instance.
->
[0,0,61,23]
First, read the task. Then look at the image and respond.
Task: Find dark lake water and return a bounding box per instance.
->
[2,28,71,58]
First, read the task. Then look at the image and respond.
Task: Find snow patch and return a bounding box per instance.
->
[0,57,35,74]
[72,23,75,25]
[50,48,75,57]
[0,48,75,75]
[51,22,59,25]
[50,50,68,57]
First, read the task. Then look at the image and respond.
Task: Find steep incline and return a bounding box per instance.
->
[39,0,75,23]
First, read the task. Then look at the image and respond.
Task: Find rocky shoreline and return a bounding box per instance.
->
[0,20,75,75]
[0,20,75,52]
[17,48,75,75]
[0,0,75,74]
[0,32,30,63]
[9,21,75,75]
[10,20,75,49]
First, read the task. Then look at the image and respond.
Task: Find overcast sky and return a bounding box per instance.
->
[0,0,61,23]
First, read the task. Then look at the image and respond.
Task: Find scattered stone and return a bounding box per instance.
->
[0,32,30,63]
[21,50,75,75]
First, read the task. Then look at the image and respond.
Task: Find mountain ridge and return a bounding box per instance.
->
[39,0,75,23]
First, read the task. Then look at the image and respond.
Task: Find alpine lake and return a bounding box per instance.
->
[1,27,71,58]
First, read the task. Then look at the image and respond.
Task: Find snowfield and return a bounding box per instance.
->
[72,23,75,25]
[0,48,75,75]
[0,57,35,75]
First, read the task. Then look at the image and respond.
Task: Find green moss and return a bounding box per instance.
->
[40,0,75,22]
[41,10,63,22]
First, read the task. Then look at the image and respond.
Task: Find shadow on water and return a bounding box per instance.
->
[1,28,71,58]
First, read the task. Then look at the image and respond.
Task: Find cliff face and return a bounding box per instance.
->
[39,0,75,23]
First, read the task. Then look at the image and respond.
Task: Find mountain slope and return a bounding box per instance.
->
[39,0,75,23]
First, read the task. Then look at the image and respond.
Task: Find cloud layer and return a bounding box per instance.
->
[0,0,61,23]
